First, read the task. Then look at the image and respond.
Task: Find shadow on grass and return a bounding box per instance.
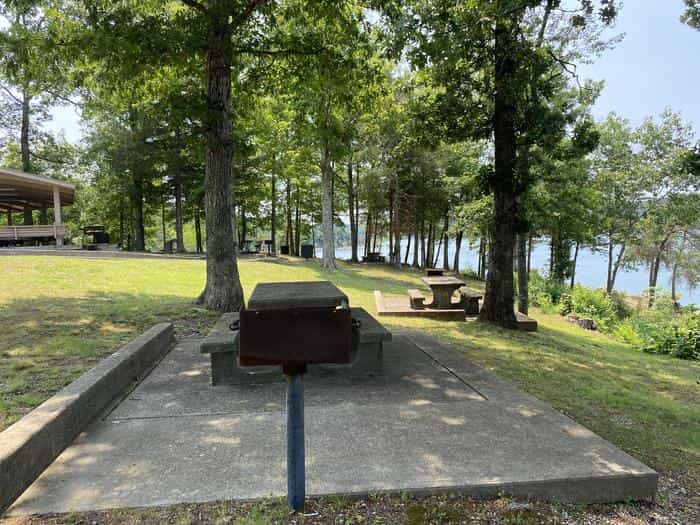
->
[422,316,700,477]
[0,291,217,429]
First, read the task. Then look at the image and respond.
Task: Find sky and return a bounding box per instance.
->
[46,1,699,143]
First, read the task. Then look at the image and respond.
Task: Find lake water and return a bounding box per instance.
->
[335,239,697,305]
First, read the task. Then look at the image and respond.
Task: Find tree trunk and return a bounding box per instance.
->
[270,171,276,255]
[21,86,34,226]
[174,174,185,252]
[671,231,687,304]
[527,235,533,275]
[194,204,203,253]
[132,172,145,251]
[477,238,483,278]
[606,237,614,293]
[412,223,420,267]
[294,191,301,256]
[197,6,243,311]
[391,176,401,267]
[404,233,412,265]
[453,230,463,274]
[348,162,358,262]
[442,216,450,271]
[648,233,671,307]
[239,207,247,248]
[570,241,579,289]
[161,196,167,251]
[607,239,626,294]
[119,198,125,248]
[479,19,517,327]
[285,178,293,253]
[517,233,528,315]
[320,140,336,269]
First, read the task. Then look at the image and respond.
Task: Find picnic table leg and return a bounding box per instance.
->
[429,287,457,309]
[287,372,305,512]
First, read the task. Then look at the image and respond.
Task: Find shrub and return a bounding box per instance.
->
[529,270,568,309]
[568,284,621,331]
[641,310,700,360]
[558,293,573,316]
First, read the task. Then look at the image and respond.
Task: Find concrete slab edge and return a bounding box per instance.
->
[0,322,175,515]
[311,471,659,505]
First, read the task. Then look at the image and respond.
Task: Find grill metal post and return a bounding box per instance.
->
[286,371,305,512]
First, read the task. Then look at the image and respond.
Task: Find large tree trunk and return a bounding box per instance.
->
[517,233,528,315]
[480,19,517,326]
[320,140,336,269]
[197,7,243,311]
[174,174,185,252]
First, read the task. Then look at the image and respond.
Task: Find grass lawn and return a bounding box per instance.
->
[1,254,699,522]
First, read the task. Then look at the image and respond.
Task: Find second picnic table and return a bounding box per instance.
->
[421,275,465,309]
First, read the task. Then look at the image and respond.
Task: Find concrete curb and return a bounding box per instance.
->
[0,323,174,515]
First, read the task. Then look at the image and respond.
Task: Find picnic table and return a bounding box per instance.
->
[421,275,465,309]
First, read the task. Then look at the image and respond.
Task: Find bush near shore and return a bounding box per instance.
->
[529,271,699,360]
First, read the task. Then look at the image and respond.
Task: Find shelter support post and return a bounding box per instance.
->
[53,185,63,248]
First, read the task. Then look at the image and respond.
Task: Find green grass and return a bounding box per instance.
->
[1,255,698,489]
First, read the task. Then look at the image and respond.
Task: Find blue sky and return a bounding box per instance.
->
[578,0,699,134]
[47,1,699,143]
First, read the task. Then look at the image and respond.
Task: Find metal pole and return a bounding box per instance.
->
[286,372,305,512]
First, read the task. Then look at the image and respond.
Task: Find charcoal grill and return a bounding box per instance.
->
[237,280,354,512]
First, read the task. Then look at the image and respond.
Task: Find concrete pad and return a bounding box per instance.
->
[7,333,657,516]
[375,291,466,321]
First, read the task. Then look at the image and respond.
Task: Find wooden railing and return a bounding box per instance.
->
[0,225,67,240]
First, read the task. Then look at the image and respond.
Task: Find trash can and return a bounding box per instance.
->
[280,245,290,255]
[300,244,314,260]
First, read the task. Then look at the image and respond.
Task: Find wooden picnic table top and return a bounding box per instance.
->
[421,275,465,287]
[247,281,348,311]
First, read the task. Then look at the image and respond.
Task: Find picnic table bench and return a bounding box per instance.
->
[460,289,483,315]
[362,252,385,263]
[200,306,391,384]
[426,268,444,276]
[408,289,426,309]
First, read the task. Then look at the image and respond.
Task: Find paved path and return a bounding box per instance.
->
[8,332,656,515]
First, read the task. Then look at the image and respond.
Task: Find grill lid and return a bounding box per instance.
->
[246,281,348,311]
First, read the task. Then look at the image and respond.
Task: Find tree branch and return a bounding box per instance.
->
[0,84,23,105]
[180,0,207,13]
[43,88,80,107]
[232,46,323,56]
[237,0,268,24]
